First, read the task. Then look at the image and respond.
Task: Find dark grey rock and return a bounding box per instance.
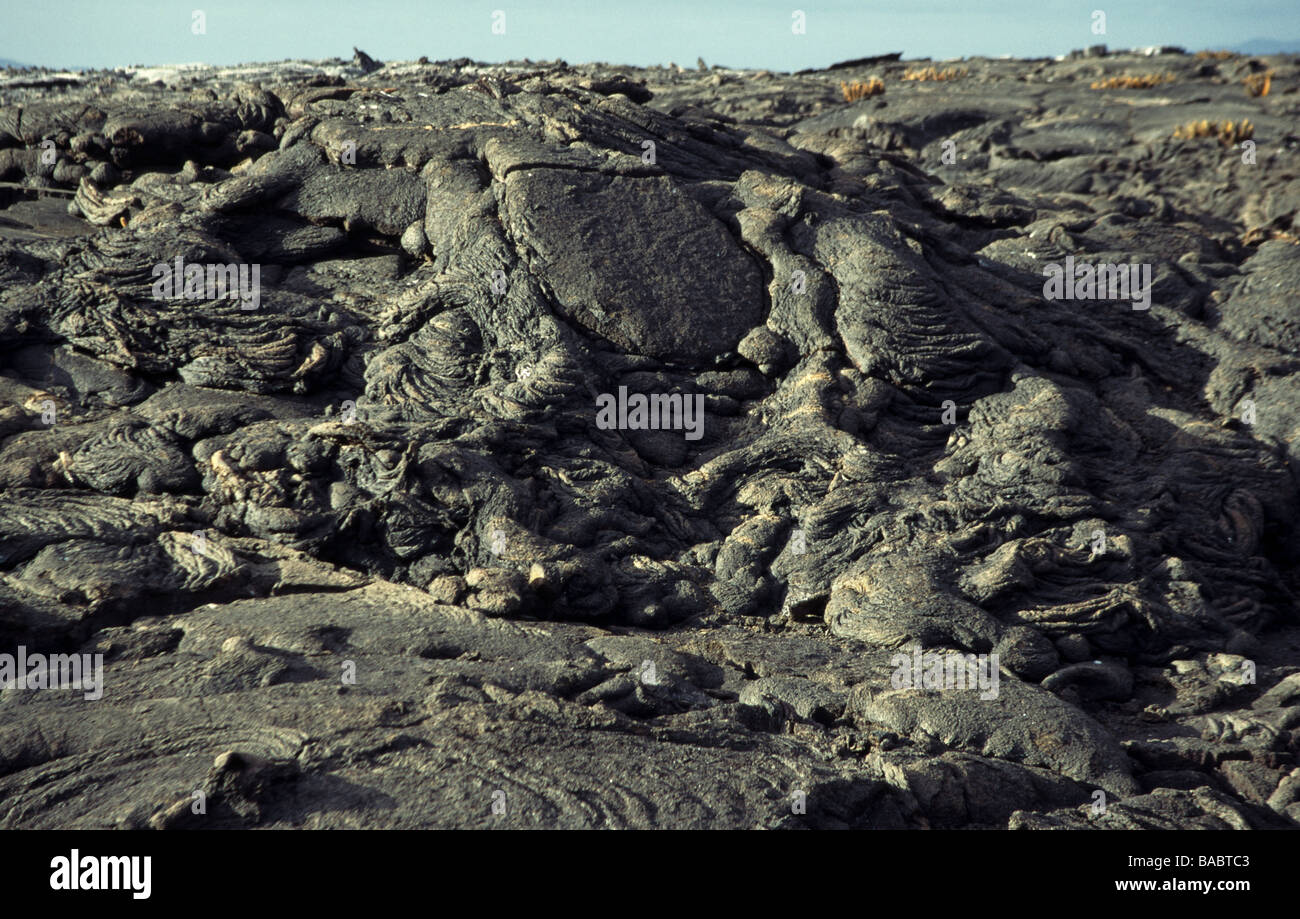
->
[0,49,1298,830]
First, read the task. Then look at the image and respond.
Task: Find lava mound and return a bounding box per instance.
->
[0,50,1299,829]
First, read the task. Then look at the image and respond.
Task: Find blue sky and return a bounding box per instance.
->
[4,0,1299,70]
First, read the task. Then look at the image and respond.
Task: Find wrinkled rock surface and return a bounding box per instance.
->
[1,49,1299,828]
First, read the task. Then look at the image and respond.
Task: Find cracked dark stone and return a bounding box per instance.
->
[0,49,1298,829]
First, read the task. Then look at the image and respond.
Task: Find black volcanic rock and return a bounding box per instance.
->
[352,48,381,74]
[502,169,765,361]
[0,52,1298,830]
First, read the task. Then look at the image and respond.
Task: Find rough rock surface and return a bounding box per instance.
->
[1,49,1299,829]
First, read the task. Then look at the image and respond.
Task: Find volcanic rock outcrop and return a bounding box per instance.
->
[0,49,1299,828]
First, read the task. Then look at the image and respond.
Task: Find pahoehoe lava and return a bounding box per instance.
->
[1,48,1299,829]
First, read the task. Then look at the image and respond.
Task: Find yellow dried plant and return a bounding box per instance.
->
[1244,71,1272,97]
[840,78,885,101]
[1090,73,1176,90]
[1172,119,1254,145]
[902,66,969,82]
